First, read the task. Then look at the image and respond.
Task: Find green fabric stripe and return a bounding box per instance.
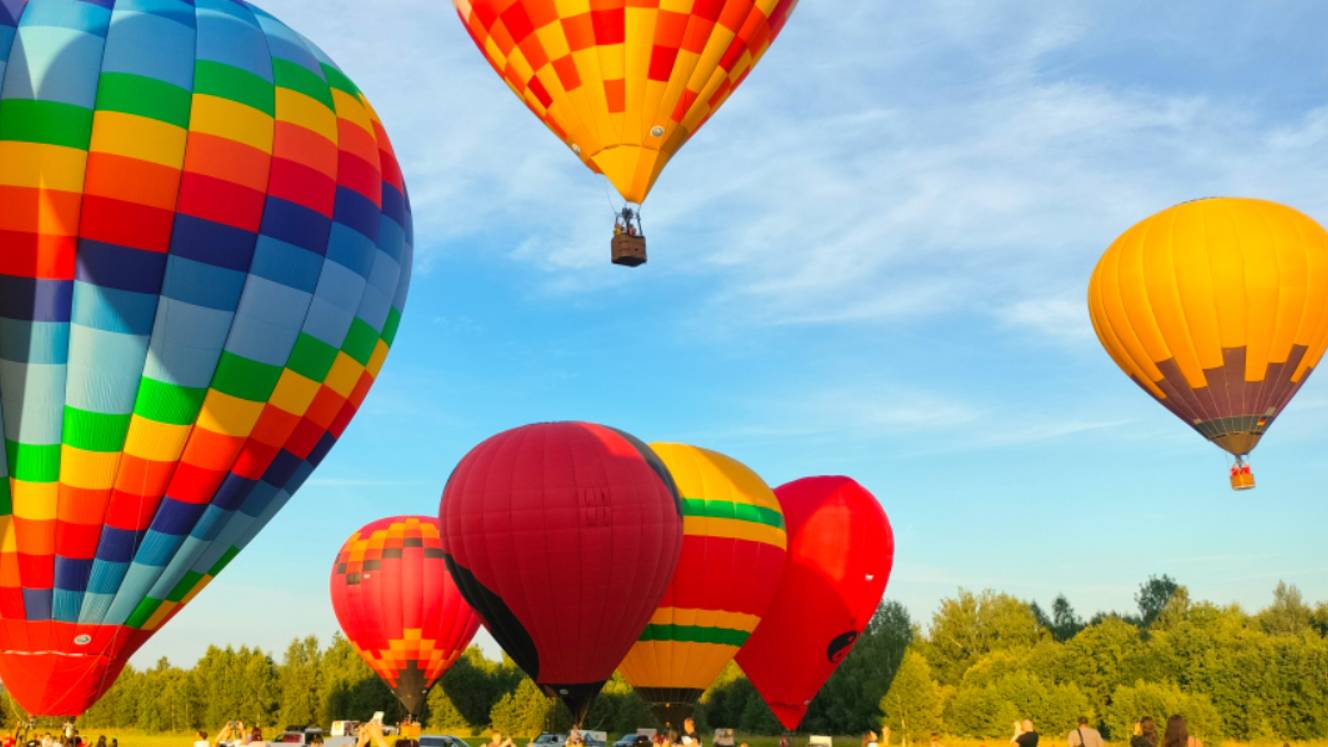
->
[639,624,750,647]
[680,498,785,530]
[287,333,338,382]
[208,545,241,577]
[212,352,282,401]
[134,378,207,426]
[95,72,191,128]
[0,480,11,516]
[5,441,60,483]
[62,407,132,452]
[272,58,334,110]
[341,318,378,365]
[167,571,203,603]
[320,63,359,97]
[0,98,93,148]
[381,307,402,346]
[194,60,275,116]
[126,596,162,629]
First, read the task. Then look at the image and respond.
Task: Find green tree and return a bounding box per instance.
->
[925,590,1047,685]
[1257,581,1314,636]
[1105,681,1222,740]
[442,647,523,729]
[279,636,324,726]
[880,650,945,741]
[1135,575,1180,629]
[427,687,471,731]
[490,678,554,737]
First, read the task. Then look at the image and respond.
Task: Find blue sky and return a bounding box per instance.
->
[133,0,1328,667]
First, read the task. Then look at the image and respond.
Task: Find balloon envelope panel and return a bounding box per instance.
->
[1087,197,1328,458]
[439,421,683,722]
[618,442,786,721]
[330,516,481,717]
[735,476,894,731]
[453,0,800,204]
[0,0,412,716]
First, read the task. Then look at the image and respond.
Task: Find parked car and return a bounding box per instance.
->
[421,736,472,747]
[582,731,608,747]
[614,735,650,747]
[531,734,567,747]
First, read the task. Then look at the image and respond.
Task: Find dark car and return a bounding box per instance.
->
[421,736,472,747]
[613,737,650,747]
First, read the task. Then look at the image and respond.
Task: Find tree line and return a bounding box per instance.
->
[7,577,1324,741]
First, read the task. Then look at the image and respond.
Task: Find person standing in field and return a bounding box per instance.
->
[1012,720,1039,747]
[1132,717,1157,747]
[1164,716,1201,747]
[194,731,210,747]
[1068,717,1103,747]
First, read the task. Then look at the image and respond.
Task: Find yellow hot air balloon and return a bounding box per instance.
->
[1087,197,1328,490]
[618,443,787,726]
[452,0,800,266]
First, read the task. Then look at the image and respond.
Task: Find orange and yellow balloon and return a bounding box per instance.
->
[452,0,799,205]
[1087,197,1328,489]
[617,443,787,726]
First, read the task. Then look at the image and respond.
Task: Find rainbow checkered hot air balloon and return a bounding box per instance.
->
[617,443,787,726]
[0,0,412,717]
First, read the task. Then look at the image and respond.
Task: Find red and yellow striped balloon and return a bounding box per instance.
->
[617,442,786,725]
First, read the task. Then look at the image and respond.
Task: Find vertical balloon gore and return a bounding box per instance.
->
[735,476,894,731]
[439,422,683,723]
[330,517,481,717]
[0,0,412,716]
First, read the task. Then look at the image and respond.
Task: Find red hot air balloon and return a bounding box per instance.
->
[330,516,480,717]
[735,476,894,731]
[438,422,683,723]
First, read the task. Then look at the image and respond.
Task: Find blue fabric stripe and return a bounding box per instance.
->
[170,214,258,273]
[75,241,170,294]
[259,196,330,255]
[0,277,72,322]
[332,186,381,242]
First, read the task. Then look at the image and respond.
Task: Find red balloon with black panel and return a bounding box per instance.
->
[438,422,683,722]
[735,476,895,730]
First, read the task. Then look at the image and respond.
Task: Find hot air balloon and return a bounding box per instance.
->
[452,0,799,266]
[330,516,480,718]
[1087,197,1328,490]
[735,476,894,731]
[617,443,786,728]
[0,0,412,717]
[438,422,683,723]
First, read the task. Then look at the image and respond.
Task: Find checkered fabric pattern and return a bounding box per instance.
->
[330,516,480,716]
[454,0,799,203]
[0,0,413,717]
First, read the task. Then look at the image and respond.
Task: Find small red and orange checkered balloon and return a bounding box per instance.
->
[330,516,481,718]
[453,0,799,205]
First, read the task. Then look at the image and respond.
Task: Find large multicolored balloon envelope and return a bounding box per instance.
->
[0,0,412,717]
[1088,197,1328,490]
[330,516,480,717]
[618,443,786,727]
[735,476,894,731]
[438,422,683,723]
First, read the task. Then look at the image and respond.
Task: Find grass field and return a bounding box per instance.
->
[83,733,1328,747]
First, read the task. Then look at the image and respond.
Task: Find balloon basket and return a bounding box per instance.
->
[1229,463,1255,491]
[612,234,647,266]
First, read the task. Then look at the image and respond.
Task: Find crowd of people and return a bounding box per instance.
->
[2,721,116,747]
[1000,715,1203,747]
